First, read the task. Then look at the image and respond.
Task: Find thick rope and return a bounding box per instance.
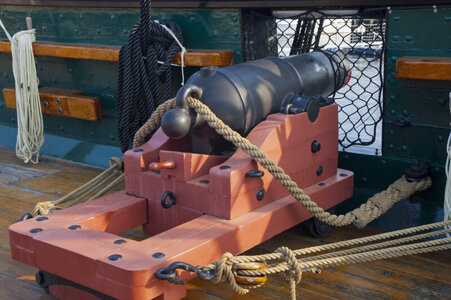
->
[0,19,44,164]
[131,96,432,228]
[117,0,183,152]
[32,97,176,216]
[33,157,123,216]
[204,220,451,265]
[133,98,176,148]
[182,97,431,227]
[203,221,451,299]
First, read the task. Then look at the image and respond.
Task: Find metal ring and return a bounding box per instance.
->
[161,191,176,209]
[20,212,33,221]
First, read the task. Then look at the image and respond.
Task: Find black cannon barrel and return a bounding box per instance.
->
[161,51,349,144]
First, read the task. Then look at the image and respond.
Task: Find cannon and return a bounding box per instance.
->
[9,52,354,300]
[162,51,350,153]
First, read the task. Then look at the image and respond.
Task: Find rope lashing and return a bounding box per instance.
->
[193,220,451,299]
[182,96,431,227]
[117,0,183,152]
[33,95,430,229]
[34,96,430,222]
[131,97,432,227]
[33,157,123,216]
[0,19,44,164]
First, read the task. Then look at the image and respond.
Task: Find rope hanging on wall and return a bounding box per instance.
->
[117,0,183,152]
[0,18,44,164]
[444,92,451,237]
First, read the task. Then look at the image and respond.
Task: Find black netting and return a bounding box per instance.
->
[243,9,386,151]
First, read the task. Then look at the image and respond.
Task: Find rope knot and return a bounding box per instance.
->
[275,246,303,284]
[210,252,250,295]
[34,201,58,216]
[109,157,124,170]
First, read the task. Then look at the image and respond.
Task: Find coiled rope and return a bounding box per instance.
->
[116,0,183,152]
[0,19,44,164]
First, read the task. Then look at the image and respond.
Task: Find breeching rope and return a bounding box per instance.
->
[34,96,431,224]
[198,220,451,299]
[116,0,183,152]
[134,97,432,228]
[0,19,44,164]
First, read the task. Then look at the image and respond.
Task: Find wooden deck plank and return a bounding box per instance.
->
[0,147,450,299]
[0,272,54,300]
[13,175,90,197]
[0,184,56,205]
[0,196,36,215]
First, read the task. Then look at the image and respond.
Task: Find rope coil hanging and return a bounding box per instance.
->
[117,0,183,152]
[0,18,44,164]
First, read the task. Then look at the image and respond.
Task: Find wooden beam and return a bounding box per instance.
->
[3,87,102,121]
[395,57,451,81]
[0,0,450,8]
[0,40,233,66]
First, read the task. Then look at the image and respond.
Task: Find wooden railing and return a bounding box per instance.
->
[396,57,451,81]
[0,40,234,67]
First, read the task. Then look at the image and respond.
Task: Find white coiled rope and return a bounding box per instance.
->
[444,92,451,237]
[0,19,44,163]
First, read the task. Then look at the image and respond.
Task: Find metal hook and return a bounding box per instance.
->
[155,261,217,285]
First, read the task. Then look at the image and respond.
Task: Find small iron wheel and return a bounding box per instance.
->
[35,270,50,292]
[305,217,333,238]
[304,207,335,238]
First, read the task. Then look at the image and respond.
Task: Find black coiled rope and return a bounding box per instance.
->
[117,0,183,152]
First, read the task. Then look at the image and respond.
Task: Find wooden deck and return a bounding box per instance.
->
[0,147,450,300]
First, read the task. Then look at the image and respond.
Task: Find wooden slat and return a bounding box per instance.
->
[0,40,233,66]
[395,57,451,81]
[1,0,450,8]
[173,49,233,67]
[3,87,102,121]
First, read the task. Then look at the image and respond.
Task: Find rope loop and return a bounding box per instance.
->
[109,156,124,170]
[34,201,59,216]
[276,247,303,285]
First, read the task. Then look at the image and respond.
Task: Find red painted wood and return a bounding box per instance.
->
[9,170,352,299]
[8,106,353,299]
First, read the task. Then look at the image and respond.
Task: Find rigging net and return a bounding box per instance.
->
[242,9,386,154]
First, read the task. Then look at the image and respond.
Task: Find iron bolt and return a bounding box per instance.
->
[311,140,321,153]
[108,254,122,261]
[153,252,165,258]
[316,165,323,176]
[256,188,265,201]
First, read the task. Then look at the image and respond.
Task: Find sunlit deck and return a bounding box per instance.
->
[1,147,450,300]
